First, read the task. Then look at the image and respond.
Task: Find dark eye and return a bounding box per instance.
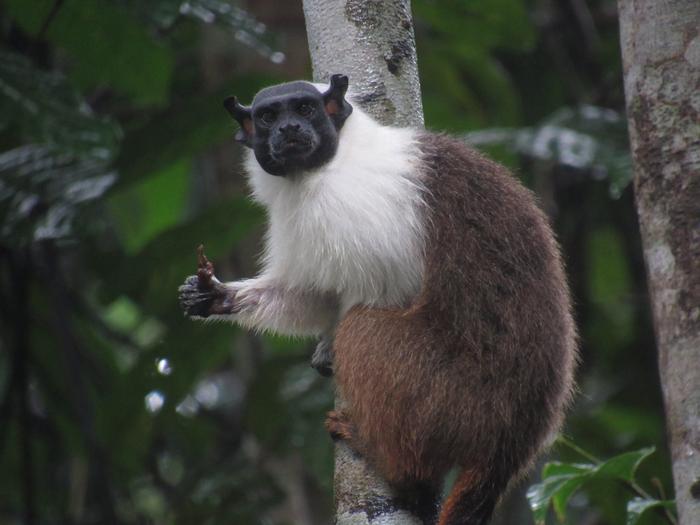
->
[259,110,276,126]
[297,103,314,117]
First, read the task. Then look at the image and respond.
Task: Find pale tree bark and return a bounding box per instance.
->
[303,0,423,127]
[618,1,700,523]
[302,1,425,523]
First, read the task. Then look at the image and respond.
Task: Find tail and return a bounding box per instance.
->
[437,469,508,525]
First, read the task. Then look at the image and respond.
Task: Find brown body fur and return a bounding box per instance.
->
[330,133,577,525]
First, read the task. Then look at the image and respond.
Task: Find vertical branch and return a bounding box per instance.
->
[618,1,700,523]
[8,249,35,525]
[302,1,425,523]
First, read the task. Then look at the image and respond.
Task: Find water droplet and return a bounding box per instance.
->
[145,390,165,413]
[156,358,172,376]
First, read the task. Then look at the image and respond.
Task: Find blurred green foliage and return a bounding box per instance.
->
[0,1,673,524]
[528,441,675,525]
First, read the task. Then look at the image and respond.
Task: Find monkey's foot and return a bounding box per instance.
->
[311,338,334,377]
[325,410,355,442]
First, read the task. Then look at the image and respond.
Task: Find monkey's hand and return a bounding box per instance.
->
[178,274,238,318]
[178,245,239,318]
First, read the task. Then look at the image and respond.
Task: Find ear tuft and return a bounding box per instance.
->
[322,74,353,130]
[223,96,254,148]
[329,74,349,93]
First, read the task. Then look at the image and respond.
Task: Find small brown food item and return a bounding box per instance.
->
[196,244,215,288]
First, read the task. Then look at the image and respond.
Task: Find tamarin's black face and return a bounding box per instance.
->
[224,75,353,177]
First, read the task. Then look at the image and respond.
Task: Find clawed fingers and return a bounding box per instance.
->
[178,275,241,318]
[178,275,216,317]
[177,275,202,294]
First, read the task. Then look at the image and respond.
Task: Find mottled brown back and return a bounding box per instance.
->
[332,133,577,524]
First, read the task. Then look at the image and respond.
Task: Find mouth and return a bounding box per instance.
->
[272,138,313,159]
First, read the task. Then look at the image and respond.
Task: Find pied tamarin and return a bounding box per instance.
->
[178,75,577,525]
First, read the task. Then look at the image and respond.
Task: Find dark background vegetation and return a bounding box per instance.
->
[0,1,673,524]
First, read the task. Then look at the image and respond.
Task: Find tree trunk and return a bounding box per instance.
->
[617,1,700,523]
[302,1,425,523]
[303,0,423,127]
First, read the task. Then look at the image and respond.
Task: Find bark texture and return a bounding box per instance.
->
[618,1,700,523]
[302,1,424,523]
[303,0,423,127]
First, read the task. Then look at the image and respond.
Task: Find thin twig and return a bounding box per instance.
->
[37,0,65,40]
[556,435,601,464]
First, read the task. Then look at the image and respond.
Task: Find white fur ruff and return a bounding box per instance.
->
[243,86,427,317]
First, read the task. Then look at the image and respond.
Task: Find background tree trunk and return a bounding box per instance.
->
[617,1,700,523]
[302,1,425,523]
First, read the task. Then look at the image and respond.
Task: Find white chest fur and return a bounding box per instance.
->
[244,107,427,310]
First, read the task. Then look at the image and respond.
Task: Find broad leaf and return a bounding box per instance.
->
[123,0,284,62]
[0,52,120,243]
[527,462,594,524]
[527,447,657,524]
[626,497,676,525]
[0,145,116,243]
[592,447,655,483]
[542,462,594,478]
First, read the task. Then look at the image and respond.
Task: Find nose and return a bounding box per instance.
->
[279,122,301,135]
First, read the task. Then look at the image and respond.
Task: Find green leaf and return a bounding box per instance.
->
[592,447,655,483]
[527,462,594,524]
[542,461,594,478]
[5,0,173,105]
[0,52,120,243]
[130,0,284,62]
[528,475,587,524]
[626,497,676,525]
[0,145,116,243]
[528,448,659,524]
